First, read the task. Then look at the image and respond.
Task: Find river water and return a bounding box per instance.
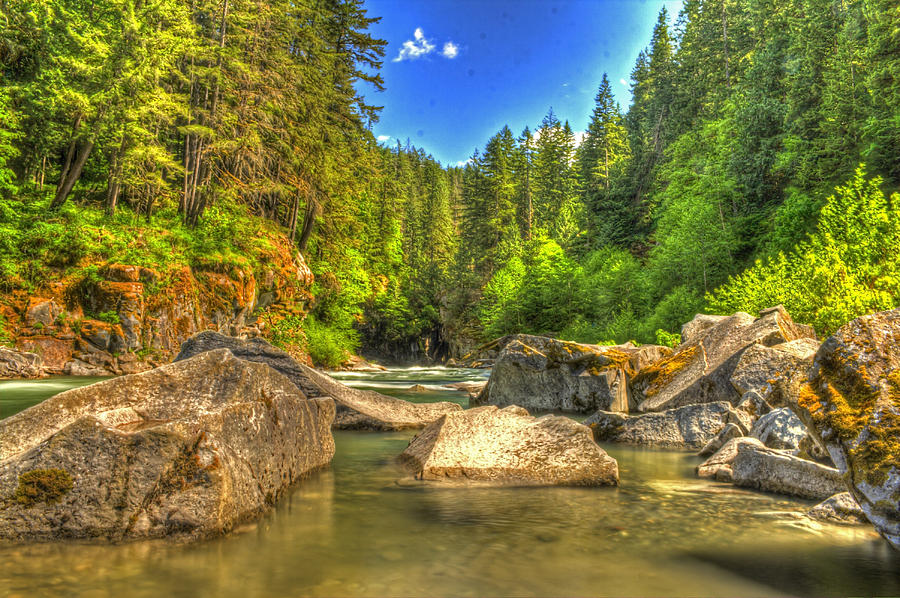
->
[1,368,898,597]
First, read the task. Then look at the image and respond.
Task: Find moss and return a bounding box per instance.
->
[851,371,900,485]
[14,469,74,507]
[639,345,699,397]
[801,348,900,486]
[601,348,630,366]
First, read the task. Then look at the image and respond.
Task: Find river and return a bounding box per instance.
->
[1,368,898,597]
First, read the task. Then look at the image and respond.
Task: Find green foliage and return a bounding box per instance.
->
[1,0,899,365]
[95,310,121,325]
[303,315,360,369]
[0,313,12,347]
[655,329,681,348]
[708,168,900,335]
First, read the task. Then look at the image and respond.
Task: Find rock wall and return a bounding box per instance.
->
[0,248,313,378]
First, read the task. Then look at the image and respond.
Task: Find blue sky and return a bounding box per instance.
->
[360,0,683,166]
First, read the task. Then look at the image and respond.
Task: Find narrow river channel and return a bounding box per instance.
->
[1,368,897,597]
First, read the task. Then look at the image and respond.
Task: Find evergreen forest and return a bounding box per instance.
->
[1,0,899,365]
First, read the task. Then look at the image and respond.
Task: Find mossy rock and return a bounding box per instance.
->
[793,308,900,550]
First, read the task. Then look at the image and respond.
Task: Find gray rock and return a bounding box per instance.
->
[730,338,819,406]
[25,299,62,328]
[698,423,743,457]
[0,347,44,379]
[472,335,672,414]
[735,390,772,422]
[790,308,900,549]
[176,332,460,430]
[696,437,766,483]
[399,405,618,486]
[62,359,112,377]
[0,349,335,542]
[681,314,729,345]
[751,407,807,452]
[632,306,816,413]
[807,492,868,525]
[584,402,741,449]
[697,437,761,482]
[731,442,845,500]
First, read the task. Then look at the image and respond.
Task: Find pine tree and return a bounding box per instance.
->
[579,73,630,247]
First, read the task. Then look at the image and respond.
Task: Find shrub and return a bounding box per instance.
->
[303,315,359,368]
[96,310,121,325]
[708,167,900,335]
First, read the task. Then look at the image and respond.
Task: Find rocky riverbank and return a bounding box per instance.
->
[0,250,314,379]
[3,305,900,550]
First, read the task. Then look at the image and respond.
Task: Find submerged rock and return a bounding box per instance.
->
[791,308,900,549]
[472,334,671,414]
[176,332,461,430]
[584,402,742,449]
[442,381,487,400]
[731,442,845,500]
[0,347,44,380]
[807,492,868,525]
[0,349,335,542]
[399,405,618,486]
[631,306,815,413]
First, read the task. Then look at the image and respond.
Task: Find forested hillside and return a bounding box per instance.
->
[1,0,898,365]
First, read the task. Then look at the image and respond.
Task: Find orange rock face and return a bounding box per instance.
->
[3,248,315,376]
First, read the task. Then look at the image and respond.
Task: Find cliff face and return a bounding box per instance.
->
[1,244,313,377]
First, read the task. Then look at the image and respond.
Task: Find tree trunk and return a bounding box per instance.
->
[50,140,94,209]
[298,190,320,253]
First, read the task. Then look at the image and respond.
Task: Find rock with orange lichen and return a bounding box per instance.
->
[0,349,334,542]
[2,246,315,378]
[471,334,672,414]
[791,308,900,549]
[631,306,816,413]
[399,405,618,486]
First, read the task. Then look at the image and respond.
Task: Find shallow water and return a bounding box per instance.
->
[1,369,898,597]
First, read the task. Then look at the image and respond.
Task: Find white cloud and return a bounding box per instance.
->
[442,42,459,59]
[619,78,628,86]
[393,27,436,62]
[453,158,473,167]
[377,135,390,142]
[571,131,586,147]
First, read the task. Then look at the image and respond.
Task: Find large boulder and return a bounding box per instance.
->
[584,402,743,449]
[176,332,460,430]
[472,334,672,414]
[399,405,618,486]
[730,338,819,407]
[632,306,815,413]
[0,347,44,379]
[0,349,335,542]
[792,308,900,549]
[731,442,845,500]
